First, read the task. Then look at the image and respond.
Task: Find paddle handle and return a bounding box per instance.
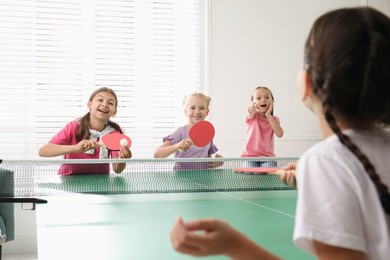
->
[97,140,105,148]
[177,139,193,153]
[178,145,192,153]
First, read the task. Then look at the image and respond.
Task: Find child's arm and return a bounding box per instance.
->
[38,140,95,157]
[247,102,257,120]
[265,101,284,138]
[170,216,282,260]
[267,115,284,137]
[154,139,192,158]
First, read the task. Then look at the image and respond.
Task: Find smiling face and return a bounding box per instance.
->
[184,95,209,125]
[87,91,117,123]
[251,87,273,114]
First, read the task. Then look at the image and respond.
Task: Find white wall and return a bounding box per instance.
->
[209,0,388,157]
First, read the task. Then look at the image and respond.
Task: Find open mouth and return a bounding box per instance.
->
[98,108,109,114]
[192,115,204,121]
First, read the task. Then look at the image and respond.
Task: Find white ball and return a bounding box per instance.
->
[120,138,128,147]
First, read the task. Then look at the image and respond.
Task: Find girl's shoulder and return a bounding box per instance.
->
[163,125,188,144]
[64,120,80,130]
[173,125,188,133]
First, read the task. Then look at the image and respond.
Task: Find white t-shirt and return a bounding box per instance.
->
[294,128,390,260]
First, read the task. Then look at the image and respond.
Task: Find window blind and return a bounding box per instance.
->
[0,0,206,159]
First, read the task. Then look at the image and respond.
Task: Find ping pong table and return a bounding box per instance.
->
[1,158,314,260]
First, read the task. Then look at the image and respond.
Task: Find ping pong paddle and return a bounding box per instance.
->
[234,167,285,175]
[178,120,215,153]
[98,133,132,151]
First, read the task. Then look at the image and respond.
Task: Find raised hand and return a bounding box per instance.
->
[247,102,257,118]
[265,100,274,117]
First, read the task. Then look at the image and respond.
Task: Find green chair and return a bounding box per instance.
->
[0,167,14,260]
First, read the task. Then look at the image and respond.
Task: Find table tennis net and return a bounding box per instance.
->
[0,158,298,196]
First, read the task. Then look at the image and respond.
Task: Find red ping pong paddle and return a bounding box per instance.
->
[98,133,132,151]
[234,167,285,175]
[178,121,215,153]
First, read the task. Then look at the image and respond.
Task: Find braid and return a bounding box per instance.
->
[322,93,390,214]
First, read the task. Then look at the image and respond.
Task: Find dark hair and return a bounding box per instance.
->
[76,87,123,141]
[305,7,390,214]
[251,86,275,115]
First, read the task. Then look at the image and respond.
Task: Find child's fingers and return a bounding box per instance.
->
[283,162,297,171]
[79,140,94,151]
[248,103,256,113]
[119,146,131,159]
[171,217,201,251]
[185,218,223,231]
[287,173,297,188]
[279,172,297,188]
[177,139,192,152]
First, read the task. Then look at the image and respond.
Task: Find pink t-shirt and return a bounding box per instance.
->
[241,113,280,157]
[50,121,119,175]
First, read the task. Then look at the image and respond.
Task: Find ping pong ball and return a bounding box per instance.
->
[120,138,128,147]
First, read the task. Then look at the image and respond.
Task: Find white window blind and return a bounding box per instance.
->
[0,0,207,159]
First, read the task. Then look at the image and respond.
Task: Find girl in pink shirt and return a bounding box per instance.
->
[241,86,284,167]
[38,87,132,175]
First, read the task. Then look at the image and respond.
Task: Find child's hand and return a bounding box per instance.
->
[118,146,132,159]
[113,146,132,174]
[265,100,274,117]
[280,162,297,189]
[170,216,240,257]
[247,102,257,117]
[76,140,96,153]
[177,139,192,152]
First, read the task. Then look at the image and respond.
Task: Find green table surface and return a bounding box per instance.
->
[35,191,314,260]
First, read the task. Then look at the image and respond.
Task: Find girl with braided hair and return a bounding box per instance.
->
[170,7,390,260]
